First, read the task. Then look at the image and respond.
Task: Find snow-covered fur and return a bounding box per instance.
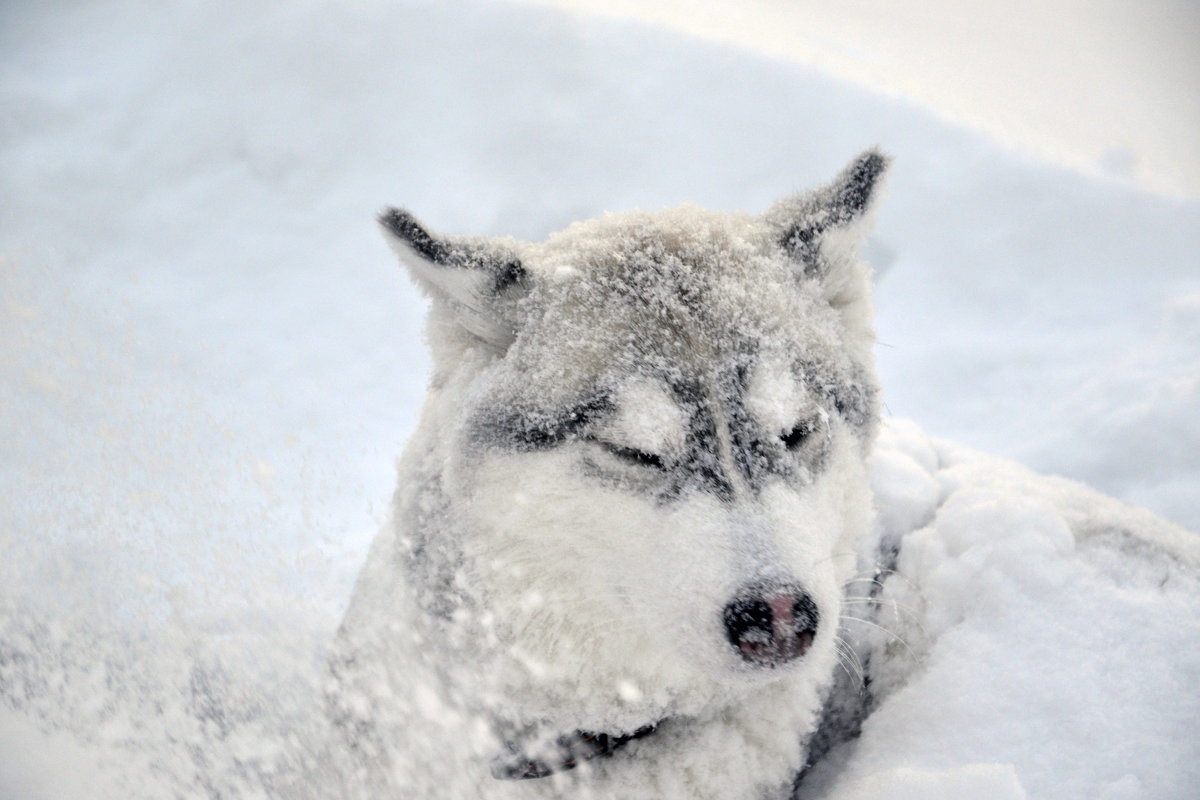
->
[327,151,891,799]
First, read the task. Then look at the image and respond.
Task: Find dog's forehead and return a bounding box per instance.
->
[533,205,775,304]
[509,205,838,386]
[470,201,879,453]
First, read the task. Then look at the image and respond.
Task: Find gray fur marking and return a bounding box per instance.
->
[380,207,527,294]
[469,353,869,503]
[780,150,889,271]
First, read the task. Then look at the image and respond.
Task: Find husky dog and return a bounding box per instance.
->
[327,151,890,799]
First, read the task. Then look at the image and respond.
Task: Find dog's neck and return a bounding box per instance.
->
[490,724,660,780]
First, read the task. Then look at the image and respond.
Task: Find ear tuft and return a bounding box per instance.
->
[379,208,528,349]
[826,149,889,225]
[380,207,453,265]
[773,149,891,268]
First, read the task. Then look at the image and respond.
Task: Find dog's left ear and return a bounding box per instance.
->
[764,149,891,308]
[379,208,528,349]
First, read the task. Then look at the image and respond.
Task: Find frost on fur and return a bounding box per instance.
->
[329,151,892,799]
[379,207,529,349]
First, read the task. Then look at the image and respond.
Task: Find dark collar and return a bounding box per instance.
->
[490,724,659,780]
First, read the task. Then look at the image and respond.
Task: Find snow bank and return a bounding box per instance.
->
[2,0,1198,797]
[810,420,1200,800]
[531,0,1200,198]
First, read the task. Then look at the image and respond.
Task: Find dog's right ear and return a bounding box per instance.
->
[379,208,528,349]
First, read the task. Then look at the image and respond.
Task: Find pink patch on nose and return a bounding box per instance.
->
[724,585,820,666]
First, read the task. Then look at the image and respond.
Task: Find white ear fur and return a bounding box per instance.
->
[763,149,891,306]
[379,208,527,349]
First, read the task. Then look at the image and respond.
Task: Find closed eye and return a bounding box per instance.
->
[781,420,815,450]
[599,441,666,470]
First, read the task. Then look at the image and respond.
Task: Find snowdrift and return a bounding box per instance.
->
[2,1,1197,797]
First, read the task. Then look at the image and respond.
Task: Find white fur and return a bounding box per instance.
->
[604,379,687,456]
[326,152,890,799]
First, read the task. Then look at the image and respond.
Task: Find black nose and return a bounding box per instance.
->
[723,583,819,666]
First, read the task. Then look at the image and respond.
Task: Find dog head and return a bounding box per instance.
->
[383,151,889,732]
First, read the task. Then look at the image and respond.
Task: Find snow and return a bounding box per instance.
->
[1,1,1197,798]
[832,422,1200,800]
[531,0,1200,199]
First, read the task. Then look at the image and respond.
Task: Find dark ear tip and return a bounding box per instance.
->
[379,207,448,263]
[378,207,420,239]
[849,149,891,185]
[838,149,891,216]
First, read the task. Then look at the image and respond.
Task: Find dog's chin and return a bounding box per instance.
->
[494,666,716,742]
[492,636,835,781]
[706,648,830,694]
[657,624,829,690]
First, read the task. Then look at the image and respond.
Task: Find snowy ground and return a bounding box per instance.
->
[533,0,1200,198]
[1,1,1198,798]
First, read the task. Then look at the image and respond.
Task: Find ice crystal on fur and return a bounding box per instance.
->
[326,152,891,799]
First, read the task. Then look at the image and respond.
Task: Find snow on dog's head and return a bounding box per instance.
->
[376,150,888,750]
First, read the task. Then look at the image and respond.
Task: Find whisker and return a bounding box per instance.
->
[839,614,922,664]
[881,595,929,640]
[841,576,886,591]
[842,597,923,626]
[870,567,921,595]
[833,652,860,687]
[833,636,865,688]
